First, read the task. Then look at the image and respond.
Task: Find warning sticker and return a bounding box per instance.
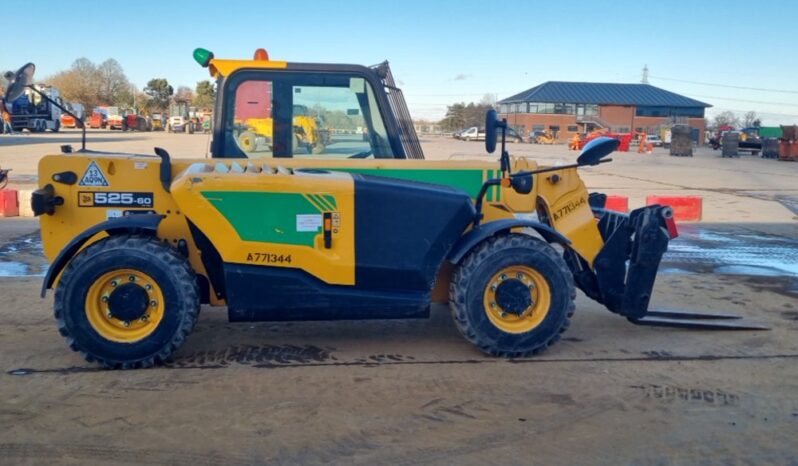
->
[296,214,322,232]
[79,161,109,187]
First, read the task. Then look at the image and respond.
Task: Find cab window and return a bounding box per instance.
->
[223,72,395,159]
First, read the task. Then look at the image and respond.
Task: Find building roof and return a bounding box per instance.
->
[499,81,711,108]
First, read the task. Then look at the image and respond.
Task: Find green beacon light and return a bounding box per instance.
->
[193,48,214,68]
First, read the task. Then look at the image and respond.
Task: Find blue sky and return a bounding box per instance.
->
[3,0,797,124]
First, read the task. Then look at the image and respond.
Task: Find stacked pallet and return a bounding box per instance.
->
[779,125,798,161]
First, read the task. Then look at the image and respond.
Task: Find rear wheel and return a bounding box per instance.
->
[449,234,575,357]
[54,235,199,369]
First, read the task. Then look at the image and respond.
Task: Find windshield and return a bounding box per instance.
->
[223,71,394,159]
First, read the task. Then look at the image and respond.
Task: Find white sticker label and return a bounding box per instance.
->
[79,161,109,186]
[134,162,148,170]
[106,209,123,219]
[296,214,322,232]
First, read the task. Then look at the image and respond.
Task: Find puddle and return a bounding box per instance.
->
[0,231,47,277]
[662,226,798,279]
[0,262,33,277]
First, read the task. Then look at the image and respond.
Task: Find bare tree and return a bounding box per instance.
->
[479,93,498,106]
[742,111,761,128]
[45,58,103,110]
[174,86,194,104]
[712,111,739,129]
[97,59,131,106]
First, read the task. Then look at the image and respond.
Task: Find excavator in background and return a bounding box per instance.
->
[532,129,556,144]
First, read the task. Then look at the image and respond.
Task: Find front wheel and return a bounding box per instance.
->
[449,234,575,357]
[53,235,200,368]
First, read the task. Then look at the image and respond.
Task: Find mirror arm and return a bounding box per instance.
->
[473,178,502,227]
[518,157,614,177]
[24,85,86,151]
[500,118,510,177]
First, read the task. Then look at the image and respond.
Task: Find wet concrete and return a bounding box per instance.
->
[662,224,798,283]
[0,231,46,278]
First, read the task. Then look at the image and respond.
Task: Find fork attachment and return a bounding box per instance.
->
[567,194,767,330]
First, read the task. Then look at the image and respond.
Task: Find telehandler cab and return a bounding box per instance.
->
[6,49,761,369]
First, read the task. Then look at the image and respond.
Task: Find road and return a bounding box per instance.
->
[0,131,796,464]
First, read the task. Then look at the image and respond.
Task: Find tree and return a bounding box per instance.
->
[440,102,467,131]
[45,58,103,110]
[479,93,498,106]
[144,78,173,111]
[97,59,130,106]
[174,86,194,104]
[742,111,761,128]
[193,80,216,109]
[712,111,739,129]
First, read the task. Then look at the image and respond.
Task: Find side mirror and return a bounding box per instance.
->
[3,63,36,102]
[577,137,620,166]
[511,173,533,194]
[484,109,506,154]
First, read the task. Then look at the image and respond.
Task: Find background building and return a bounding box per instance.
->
[497,82,711,144]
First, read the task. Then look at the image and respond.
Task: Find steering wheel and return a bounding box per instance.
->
[348,150,373,159]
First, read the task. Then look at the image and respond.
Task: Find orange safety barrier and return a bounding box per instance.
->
[604,195,629,213]
[646,195,702,221]
[0,189,19,217]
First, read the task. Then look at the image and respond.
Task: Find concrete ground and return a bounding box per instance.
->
[0,130,797,464]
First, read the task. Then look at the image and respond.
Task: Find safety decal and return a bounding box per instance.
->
[79,161,109,186]
[296,214,322,232]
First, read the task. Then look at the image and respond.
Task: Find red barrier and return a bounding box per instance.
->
[604,195,629,213]
[646,195,702,221]
[0,189,19,217]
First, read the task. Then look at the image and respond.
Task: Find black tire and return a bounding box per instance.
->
[51,120,60,133]
[54,235,200,369]
[449,234,575,357]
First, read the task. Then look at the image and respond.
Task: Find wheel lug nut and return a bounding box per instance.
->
[101,296,109,303]
[528,284,535,290]
[500,312,508,318]
[107,313,113,319]
[491,284,498,291]
[500,274,507,280]
[123,321,130,327]
[144,284,152,291]
[141,315,149,322]
[110,281,118,287]
[128,275,136,282]
[490,302,497,308]
[150,300,158,307]
[516,273,524,279]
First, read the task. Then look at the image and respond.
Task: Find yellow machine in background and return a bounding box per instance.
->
[237,105,330,155]
[535,129,557,144]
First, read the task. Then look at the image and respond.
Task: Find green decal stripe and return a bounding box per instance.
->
[321,194,338,209]
[312,194,335,211]
[333,168,486,198]
[203,191,320,247]
[304,194,327,212]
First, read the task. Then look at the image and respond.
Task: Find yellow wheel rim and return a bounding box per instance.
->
[483,265,551,334]
[239,132,256,152]
[85,269,165,343]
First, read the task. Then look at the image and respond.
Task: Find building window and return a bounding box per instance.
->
[529,102,555,114]
[635,106,705,118]
[532,124,544,132]
[499,104,509,113]
[567,125,578,132]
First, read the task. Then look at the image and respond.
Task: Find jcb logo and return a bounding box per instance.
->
[78,192,94,207]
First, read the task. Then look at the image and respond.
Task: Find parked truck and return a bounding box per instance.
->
[9,84,62,132]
